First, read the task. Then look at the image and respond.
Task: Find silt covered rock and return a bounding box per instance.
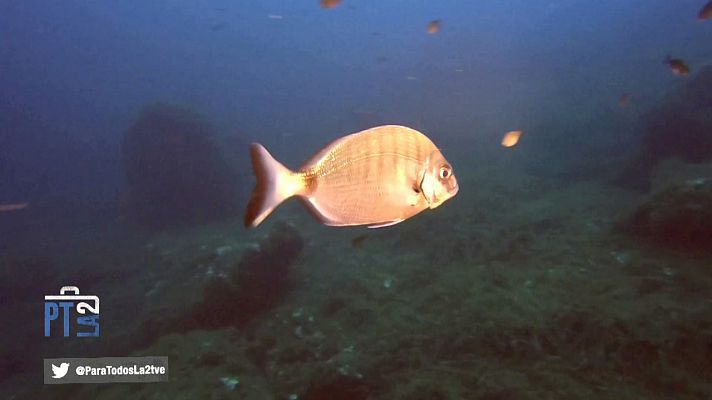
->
[133,221,304,349]
[618,178,712,251]
[189,221,304,328]
[618,66,712,189]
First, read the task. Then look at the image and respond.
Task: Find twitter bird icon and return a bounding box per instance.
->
[51,363,69,379]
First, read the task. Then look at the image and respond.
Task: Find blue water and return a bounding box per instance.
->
[2,1,712,399]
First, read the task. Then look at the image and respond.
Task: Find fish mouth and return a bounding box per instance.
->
[449,177,459,196]
[450,184,459,197]
[424,181,458,209]
[444,176,459,200]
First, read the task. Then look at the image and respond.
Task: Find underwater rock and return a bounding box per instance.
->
[182,221,303,329]
[618,66,712,189]
[302,370,372,400]
[617,178,712,251]
[129,223,303,350]
[230,221,303,322]
[128,222,304,350]
[244,334,277,369]
[122,103,239,229]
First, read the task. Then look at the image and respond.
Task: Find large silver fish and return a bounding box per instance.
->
[245,125,458,228]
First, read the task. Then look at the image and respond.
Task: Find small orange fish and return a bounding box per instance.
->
[665,56,690,76]
[320,0,341,9]
[619,94,631,107]
[244,125,458,229]
[0,203,28,212]
[699,1,712,20]
[501,131,523,148]
[427,20,441,34]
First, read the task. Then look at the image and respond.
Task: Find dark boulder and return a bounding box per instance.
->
[618,66,712,190]
[122,103,239,229]
[617,178,712,251]
[228,221,304,324]
[183,221,304,328]
[130,221,304,350]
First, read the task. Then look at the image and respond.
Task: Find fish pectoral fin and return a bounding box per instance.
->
[407,192,422,207]
[407,183,423,206]
[367,219,405,229]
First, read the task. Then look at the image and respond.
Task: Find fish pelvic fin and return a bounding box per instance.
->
[367,219,405,229]
[244,143,305,228]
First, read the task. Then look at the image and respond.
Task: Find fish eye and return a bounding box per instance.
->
[439,165,451,179]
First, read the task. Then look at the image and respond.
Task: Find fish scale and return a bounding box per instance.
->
[301,127,435,225]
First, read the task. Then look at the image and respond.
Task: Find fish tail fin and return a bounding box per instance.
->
[244,143,303,228]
